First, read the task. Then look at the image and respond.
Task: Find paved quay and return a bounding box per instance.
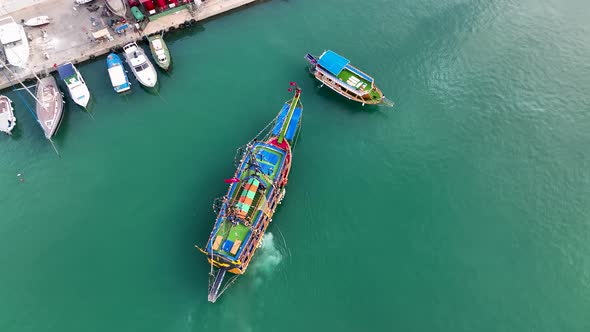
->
[0,0,258,90]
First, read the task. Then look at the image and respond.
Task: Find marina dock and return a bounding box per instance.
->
[0,0,259,90]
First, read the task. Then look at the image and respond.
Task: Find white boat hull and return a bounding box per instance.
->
[24,16,50,27]
[0,96,16,135]
[0,17,30,68]
[123,43,158,88]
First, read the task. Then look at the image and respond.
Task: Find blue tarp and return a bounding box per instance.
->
[318,50,350,76]
[272,103,302,141]
[257,150,279,165]
[221,240,234,253]
[57,63,75,80]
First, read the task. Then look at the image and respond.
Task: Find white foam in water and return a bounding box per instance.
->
[249,232,284,286]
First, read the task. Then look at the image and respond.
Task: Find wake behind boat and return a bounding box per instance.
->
[123,42,157,88]
[106,53,131,93]
[0,17,30,68]
[305,50,392,106]
[57,62,90,108]
[0,95,16,135]
[197,84,303,303]
[35,76,65,139]
[147,34,171,71]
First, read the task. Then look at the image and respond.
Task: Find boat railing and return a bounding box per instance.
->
[316,67,364,96]
[344,64,375,84]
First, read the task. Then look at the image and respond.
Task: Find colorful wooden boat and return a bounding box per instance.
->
[24,16,51,27]
[106,53,131,93]
[35,76,65,139]
[147,34,171,71]
[0,95,16,135]
[197,84,303,303]
[305,50,392,106]
[57,62,90,108]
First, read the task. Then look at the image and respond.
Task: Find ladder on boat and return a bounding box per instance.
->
[208,268,226,303]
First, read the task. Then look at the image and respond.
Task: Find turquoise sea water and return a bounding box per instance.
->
[1,0,590,331]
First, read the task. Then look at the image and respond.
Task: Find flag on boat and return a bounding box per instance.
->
[224,177,240,183]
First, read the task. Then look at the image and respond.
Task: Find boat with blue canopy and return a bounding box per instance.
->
[57,62,90,108]
[305,50,392,106]
[106,53,131,93]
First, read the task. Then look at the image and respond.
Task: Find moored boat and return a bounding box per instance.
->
[24,16,51,27]
[0,95,16,135]
[305,50,392,106]
[106,53,131,93]
[57,62,91,108]
[0,17,30,68]
[147,34,171,71]
[197,84,303,303]
[105,0,127,18]
[123,42,158,88]
[35,76,65,139]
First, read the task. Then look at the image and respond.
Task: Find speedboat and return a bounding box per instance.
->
[123,42,157,88]
[0,17,30,68]
[0,95,16,135]
[57,62,91,108]
[106,53,131,93]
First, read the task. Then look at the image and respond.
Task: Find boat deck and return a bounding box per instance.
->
[337,67,381,100]
[209,143,287,260]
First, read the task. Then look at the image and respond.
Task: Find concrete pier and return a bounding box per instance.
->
[0,0,258,90]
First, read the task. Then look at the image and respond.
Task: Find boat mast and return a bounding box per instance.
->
[0,58,46,108]
[277,83,301,145]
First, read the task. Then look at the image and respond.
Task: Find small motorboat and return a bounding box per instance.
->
[24,16,51,27]
[35,76,65,139]
[57,62,91,108]
[106,53,131,93]
[0,95,16,135]
[147,34,171,71]
[105,0,127,18]
[123,42,157,88]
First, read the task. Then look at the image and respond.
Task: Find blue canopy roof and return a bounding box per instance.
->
[318,50,350,76]
[272,103,302,141]
[57,63,75,80]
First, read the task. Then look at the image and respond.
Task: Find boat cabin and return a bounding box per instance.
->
[316,50,381,101]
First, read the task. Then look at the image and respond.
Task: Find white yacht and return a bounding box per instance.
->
[0,17,30,68]
[123,42,157,88]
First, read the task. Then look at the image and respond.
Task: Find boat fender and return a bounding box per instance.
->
[179,23,185,29]
[190,19,196,24]
[169,26,176,32]
[184,20,191,26]
[89,55,96,60]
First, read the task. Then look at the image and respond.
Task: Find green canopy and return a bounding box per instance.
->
[131,6,144,21]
